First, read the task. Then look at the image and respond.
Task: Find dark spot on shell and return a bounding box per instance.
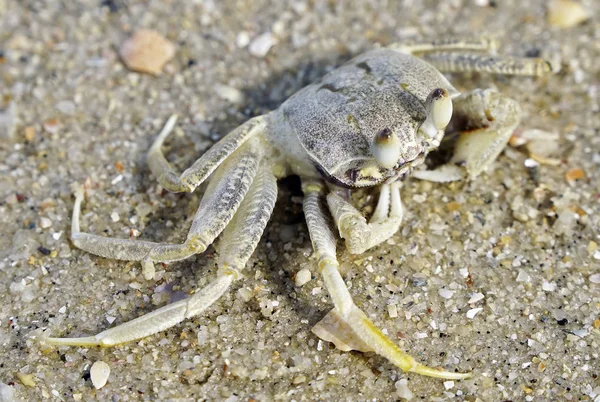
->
[356,61,372,73]
[318,83,341,93]
[347,114,360,131]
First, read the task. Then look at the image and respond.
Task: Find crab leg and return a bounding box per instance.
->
[71,136,262,279]
[388,37,498,54]
[147,114,267,193]
[47,164,278,347]
[422,52,553,77]
[449,89,521,177]
[303,183,470,380]
[326,181,403,254]
[388,37,555,77]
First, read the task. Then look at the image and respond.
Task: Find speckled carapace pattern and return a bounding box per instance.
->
[278,48,455,187]
[1,1,599,401]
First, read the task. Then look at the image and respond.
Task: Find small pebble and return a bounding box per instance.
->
[237,287,253,302]
[466,307,483,319]
[111,174,123,185]
[589,273,600,284]
[214,84,244,104]
[548,0,590,28]
[387,304,398,318]
[565,168,585,183]
[542,281,557,292]
[40,217,52,229]
[438,288,454,299]
[16,372,36,387]
[292,375,306,385]
[5,193,18,205]
[294,268,312,287]
[0,382,14,401]
[110,212,120,222]
[248,32,276,58]
[38,246,51,256]
[524,158,539,168]
[0,101,17,140]
[24,126,35,141]
[141,260,155,281]
[55,100,76,115]
[120,30,176,75]
[443,380,455,390]
[90,361,111,389]
[236,31,250,48]
[395,379,414,400]
[516,270,531,282]
[43,118,61,135]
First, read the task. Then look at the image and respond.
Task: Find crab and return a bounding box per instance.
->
[46,37,553,380]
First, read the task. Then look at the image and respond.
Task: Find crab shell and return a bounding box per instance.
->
[273,48,460,188]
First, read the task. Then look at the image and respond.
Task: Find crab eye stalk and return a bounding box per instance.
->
[425,88,452,130]
[372,127,401,169]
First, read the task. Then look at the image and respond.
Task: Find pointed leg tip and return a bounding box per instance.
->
[45,336,103,347]
[410,363,472,380]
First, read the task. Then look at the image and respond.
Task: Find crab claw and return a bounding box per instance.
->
[312,307,471,380]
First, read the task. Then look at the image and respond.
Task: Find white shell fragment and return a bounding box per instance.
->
[248,32,276,58]
[0,101,17,140]
[119,30,176,75]
[466,307,483,319]
[395,379,415,400]
[438,288,454,299]
[214,84,245,104]
[516,269,531,283]
[311,309,372,352]
[468,292,485,304]
[294,268,312,287]
[141,259,155,281]
[90,361,111,389]
[548,0,591,28]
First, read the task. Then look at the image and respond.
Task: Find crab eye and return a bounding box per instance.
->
[425,88,452,130]
[372,127,401,169]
